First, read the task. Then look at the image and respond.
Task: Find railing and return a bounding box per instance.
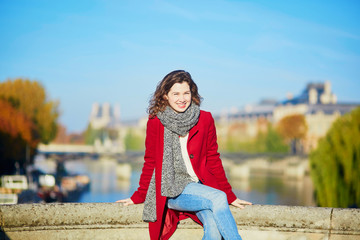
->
[1,203,359,240]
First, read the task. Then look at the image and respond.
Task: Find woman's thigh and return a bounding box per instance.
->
[167,182,227,212]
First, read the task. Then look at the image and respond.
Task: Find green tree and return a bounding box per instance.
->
[84,124,99,145]
[310,107,360,208]
[84,124,119,145]
[0,78,59,175]
[124,128,145,151]
[262,125,289,153]
[221,122,288,153]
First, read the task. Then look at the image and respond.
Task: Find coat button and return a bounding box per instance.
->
[189,154,194,159]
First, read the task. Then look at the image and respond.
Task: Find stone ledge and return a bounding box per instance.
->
[1,203,359,239]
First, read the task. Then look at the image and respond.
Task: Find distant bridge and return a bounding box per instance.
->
[37,143,124,156]
[38,144,95,154]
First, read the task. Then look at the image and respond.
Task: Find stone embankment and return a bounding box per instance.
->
[223,155,310,180]
[1,203,359,240]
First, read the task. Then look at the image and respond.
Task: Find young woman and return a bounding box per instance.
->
[117,70,252,240]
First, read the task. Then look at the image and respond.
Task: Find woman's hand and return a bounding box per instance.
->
[230,198,252,209]
[116,198,134,206]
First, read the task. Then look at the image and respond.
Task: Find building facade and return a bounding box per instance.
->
[88,103,124,153]
[218,81,359,153]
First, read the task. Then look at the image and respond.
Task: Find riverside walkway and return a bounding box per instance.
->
[1,203,359,239]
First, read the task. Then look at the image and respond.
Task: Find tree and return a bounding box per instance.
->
[84,124,98,145]
[0,100,34,174]
[276,114,307,154]
[262,124,289,153]
[0,100,33,144]
[219,121,288,153]
[0,78,59,175]
[0,79,59,143]
[310,107,360,208]
[84,124,118,145]
[124,128,145,151]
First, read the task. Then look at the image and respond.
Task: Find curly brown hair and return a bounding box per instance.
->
[148,70,202,117]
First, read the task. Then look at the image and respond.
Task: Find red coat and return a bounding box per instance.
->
[131,110,237,240]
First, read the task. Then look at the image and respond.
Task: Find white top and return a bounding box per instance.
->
[179,133,199,182]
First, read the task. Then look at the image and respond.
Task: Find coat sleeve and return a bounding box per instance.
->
[130,118,157,204]
[205,112,237,204]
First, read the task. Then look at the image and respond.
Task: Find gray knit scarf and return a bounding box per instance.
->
[142,103,200,222]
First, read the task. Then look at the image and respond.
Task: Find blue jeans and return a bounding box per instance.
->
[167,182,242,240]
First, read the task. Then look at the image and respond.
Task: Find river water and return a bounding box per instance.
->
[34,156,315,206]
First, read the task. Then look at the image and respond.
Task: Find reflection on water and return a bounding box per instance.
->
[230,174,315,206]
[34,157,315,206]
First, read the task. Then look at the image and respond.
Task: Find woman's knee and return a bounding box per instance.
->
[208,189,228,207]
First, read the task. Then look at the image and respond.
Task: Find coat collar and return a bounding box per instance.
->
[188,123,199,142]
[188,111,201,141]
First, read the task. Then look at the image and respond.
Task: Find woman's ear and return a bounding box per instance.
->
[163,95,168,100]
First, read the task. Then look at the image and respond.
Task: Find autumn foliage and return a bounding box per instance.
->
[0,100,33,145]
[0,78,59,175]
[276,114,307,154]
[277,114,307,140]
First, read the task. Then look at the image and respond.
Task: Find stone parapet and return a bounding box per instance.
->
[1,203,359,239]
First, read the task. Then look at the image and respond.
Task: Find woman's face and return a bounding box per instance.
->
[165,82,192,113]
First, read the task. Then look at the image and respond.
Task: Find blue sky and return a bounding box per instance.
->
[1,0,359,132]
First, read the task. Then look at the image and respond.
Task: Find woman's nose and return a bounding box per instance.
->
[179,94,185,101]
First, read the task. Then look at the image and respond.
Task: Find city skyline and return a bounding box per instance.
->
[1,0,359,132]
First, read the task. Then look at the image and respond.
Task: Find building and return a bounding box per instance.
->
[88,103,124,153]
[219,81,359,153]
[89,103,121,129]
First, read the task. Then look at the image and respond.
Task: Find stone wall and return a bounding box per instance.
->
[1,203,359,240]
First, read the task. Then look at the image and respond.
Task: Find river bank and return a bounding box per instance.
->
[34,153,315,206]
